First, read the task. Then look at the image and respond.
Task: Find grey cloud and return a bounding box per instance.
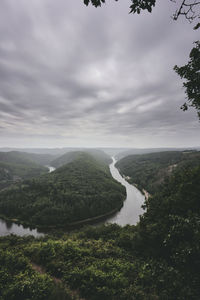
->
[0,0,199,148]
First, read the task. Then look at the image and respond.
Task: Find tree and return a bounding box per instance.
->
[174,41,200,118]
[83,0,156,13]
[83,0,200,20]
[171,0,200,26]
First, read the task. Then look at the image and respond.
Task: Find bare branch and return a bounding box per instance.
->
[172,0,200,23]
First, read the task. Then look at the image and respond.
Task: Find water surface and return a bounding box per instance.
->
[0,160,145,236]
[0,218,44,237]
[106,157,145,225]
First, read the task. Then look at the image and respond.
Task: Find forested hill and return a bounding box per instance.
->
[0,151,54,166]
[116,150,200,194]
[0,152,125,228]
[0,151,49,190]
[51,149,112,168]
[1,162,200,299]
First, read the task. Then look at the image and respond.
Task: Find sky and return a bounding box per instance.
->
[0,0,199,149]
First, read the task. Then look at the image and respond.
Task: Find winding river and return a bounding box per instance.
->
[0,159,145,236]
[105,157,145,226]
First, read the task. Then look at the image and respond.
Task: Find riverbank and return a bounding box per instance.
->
[0,198,125,233]
[0,157,145,235]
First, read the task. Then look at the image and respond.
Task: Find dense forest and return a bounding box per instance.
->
[51,149,112,168]
[116,150,200,194]
[0,149,200,299]
[0,159,200,299]
[0,152,125,228]
[0,151,50,191]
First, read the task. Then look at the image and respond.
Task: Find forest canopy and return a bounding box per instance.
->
[0,152,125,228]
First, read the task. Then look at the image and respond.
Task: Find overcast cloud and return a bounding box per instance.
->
[0,0,199,148]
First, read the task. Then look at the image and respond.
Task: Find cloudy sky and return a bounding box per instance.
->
[0,0,199,148]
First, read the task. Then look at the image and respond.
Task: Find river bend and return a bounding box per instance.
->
[0,159,145,236]
[106,157,145,225]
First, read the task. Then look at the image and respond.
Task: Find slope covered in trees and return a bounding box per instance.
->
[1,161,200,299]
[116,150,200,194]
[0,151,54,166]
[0,151,49,191]
[0,152,125,228]
[51,149,112,168]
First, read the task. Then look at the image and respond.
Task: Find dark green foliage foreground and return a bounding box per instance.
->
[83,0,156,14]
[0,152,125,227]
[1,162,200,299]
[116,150,200,194]
[0,236,72,300]
[174,41,200,119]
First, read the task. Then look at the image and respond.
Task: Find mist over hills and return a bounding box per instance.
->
[1,146,200,159]
[0,151,49,190]
[51,149,112,168]
[116,150,200,194]
[115,147,200,160]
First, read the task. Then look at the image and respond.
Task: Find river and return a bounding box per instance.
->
[0,159,145,236]
[0,166,56,237]
[0,219,44,237]
[106,157,145,226]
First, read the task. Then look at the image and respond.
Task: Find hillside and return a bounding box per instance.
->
[1,163,200,299]
[0,152,125,228]
[0,151,55,166]
[51,149,112,168]
[115,147,194,160]
[116,150,200,194]
[0,151,49,190]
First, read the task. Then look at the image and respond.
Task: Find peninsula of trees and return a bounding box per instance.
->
[0,151,125,228]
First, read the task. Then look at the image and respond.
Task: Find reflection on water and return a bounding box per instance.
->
[47,166,56,173]
[5,220,12,230]
[0,218,44,237]
[0,160,144,236]
[106,157,145,226]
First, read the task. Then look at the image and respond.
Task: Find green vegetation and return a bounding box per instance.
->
[0,152,125,228]
[0,151,49,191]
[174,41,200,119]
[116,150,200,194]
[0,236,72,300]
[51,149,112,168]
[0,151,54,166]
[1,159,200,299]
[0,154,200,299]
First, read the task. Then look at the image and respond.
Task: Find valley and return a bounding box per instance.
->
[0,147,200,299]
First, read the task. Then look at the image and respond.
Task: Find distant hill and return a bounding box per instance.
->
[2,146,199,158]
[51,149,112,168]
[115,147,199,160]
[0,151,49,190]
[0,152,125,227]
[0,151,55,166]
[116,151,200,194]
[0,147,76,156]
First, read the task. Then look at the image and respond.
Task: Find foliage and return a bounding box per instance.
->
[0,151,53,166]
[83,0,156,14]
[0,151,49,191]
[0,152,125,227]
[83,0,200,21]
[0,238,71,300]
[116,150,200,194]
[1,160,200,299]
[51,150,112,168]
[174,41,200,118]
